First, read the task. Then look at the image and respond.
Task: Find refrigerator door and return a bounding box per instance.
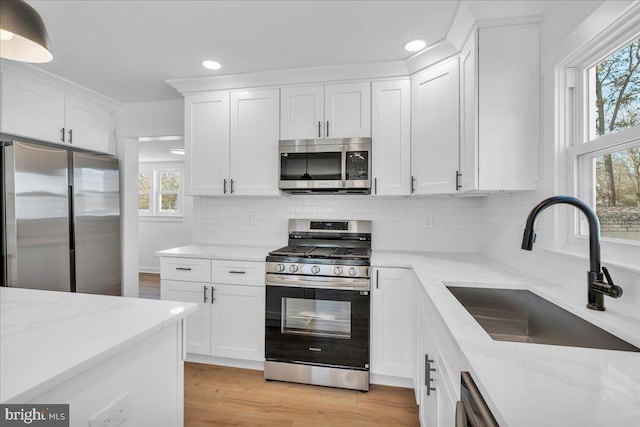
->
[72,152,121,295]
[2,141,71,291]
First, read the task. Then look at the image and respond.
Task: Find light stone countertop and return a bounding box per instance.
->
[155,244,275,262]
[372,251,640,427]
[0,288,197,404]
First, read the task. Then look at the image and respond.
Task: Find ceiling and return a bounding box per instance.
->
[27,0,463,103]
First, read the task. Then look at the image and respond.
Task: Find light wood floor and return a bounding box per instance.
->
[139,272,160,299]
[184,363,419,426]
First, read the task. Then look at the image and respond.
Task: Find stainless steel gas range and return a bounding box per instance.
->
[264,219,372,391]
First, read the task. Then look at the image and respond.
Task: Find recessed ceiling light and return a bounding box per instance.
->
[138,135,182,142]
[202,60,221,70]
[404,39,426,52]
[170,149,185,155]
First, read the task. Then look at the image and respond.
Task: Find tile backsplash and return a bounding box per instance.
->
[193,195,480,253]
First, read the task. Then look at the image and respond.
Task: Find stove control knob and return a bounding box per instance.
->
[289,264,298,273]
[276,264,285,272]
[311,266,321,274]
[334,266,343,275]
[348,267,358,277]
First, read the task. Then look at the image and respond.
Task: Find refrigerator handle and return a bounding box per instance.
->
[68,184,76,292]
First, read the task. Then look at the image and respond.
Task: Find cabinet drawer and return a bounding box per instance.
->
[160,257,211,282]
[212,260,264,286]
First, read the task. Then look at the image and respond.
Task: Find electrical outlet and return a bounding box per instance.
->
[424,215,433,228]
[89,392,130,427]
[203,213,215,224]
[247,214,254,224]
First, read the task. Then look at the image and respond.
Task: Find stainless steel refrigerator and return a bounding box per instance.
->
[1,139,121,295]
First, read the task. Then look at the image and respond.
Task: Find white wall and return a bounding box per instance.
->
[477,1,640,317]
[193,195,480,253]
[116,100,190,277]
[139,161,194,273]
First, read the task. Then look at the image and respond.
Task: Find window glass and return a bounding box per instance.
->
[138,171,151,211]
[594,146,640,241]
[591,38,640,139]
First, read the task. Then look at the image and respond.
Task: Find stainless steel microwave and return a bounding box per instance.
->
[278,138,371,194]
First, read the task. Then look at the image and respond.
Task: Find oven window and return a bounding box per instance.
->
[282,297,351,339]
[280,152,342,180]
[346,151,368,181]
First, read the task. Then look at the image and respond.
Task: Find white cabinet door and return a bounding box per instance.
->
[411,58,460,195]
[65,95,113,153]
[324,82,371,138]
[280,85,324,140]
[458,24,539,192]
[371,80,411,196]
[476,24,538,191]
[230,89,280,196]
[210,283,265,361]
[184,91,230,195]
[419,313,441,427]
[161,279,211,355]
[459,30,478,192]
[1,70,65,143]
[371,268,414,379]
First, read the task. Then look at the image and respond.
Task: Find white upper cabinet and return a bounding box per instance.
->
[184,88,279,196]
[184,91,230,196]
[0,70,115,154]
[280,82,371,140]
[65,95,114,154]
[371,79,411,196]
[411,58,460,195]
[230,89,280,196]
[458,23,539,192]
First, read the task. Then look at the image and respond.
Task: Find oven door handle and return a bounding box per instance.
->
[265,275,370,291]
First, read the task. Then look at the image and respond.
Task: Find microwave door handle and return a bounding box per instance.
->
[341,145,347,187]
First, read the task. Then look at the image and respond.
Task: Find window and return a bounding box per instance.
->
[138,168,183,217]
[576,37,640,243]
[558,8,640,267]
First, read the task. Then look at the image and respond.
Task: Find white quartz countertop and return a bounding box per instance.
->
[156,244,274,262]
[373,251,640,427]
[0,288,197,404]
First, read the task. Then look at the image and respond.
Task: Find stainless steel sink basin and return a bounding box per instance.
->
[446,286,640,352]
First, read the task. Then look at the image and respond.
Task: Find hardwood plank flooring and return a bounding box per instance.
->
[185,363,419,426]
[139,272,160,299]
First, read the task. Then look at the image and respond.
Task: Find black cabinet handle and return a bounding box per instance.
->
[230,179,234,194]
[318,121,321,138]
[211,287,216,303]
[456,170,462,191]
[229,270,246,274]
[60,127,65,142]
[326,121,329,137]
[175,267,192,271]
[68,129,73,144]
[203,285,208,303]
[411,176,416,193]
[376,269,379,289]
[425,354,436,395]
[223,179,227,194]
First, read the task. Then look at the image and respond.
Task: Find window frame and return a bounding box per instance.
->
[558,10,640,267]
[138,166,184,219]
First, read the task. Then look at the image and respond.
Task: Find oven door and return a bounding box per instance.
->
[265,275,370,370]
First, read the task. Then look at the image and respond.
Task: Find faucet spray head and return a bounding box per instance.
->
[521,227,535,251]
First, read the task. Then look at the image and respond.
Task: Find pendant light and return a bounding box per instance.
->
[0,0,52,63]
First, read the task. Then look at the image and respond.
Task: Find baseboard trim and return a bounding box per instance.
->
[139,268,160,274]
[186,354,264,371]
[370,373,414,388]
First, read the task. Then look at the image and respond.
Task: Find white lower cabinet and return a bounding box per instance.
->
[161,279,212,355]
[415,277,461,427]
[370,268,415,384]
[160,257,265,364]
[210,283,265,361]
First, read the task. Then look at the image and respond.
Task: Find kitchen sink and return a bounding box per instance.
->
[446,286,640,352]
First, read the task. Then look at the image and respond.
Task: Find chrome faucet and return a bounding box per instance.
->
[521,195,623,311]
